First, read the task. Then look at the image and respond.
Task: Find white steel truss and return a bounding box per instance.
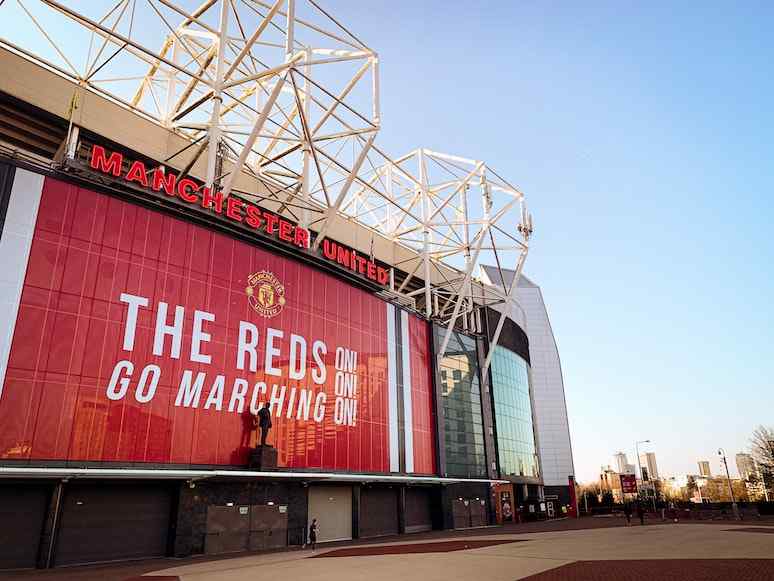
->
[0,0,534,367]
[341,147,533,373]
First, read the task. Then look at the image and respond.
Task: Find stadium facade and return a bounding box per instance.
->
[0,1,575,569]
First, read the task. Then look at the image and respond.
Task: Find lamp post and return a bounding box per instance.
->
[718,448,741,520]
[635,440,650,499]
[634,440,650,480]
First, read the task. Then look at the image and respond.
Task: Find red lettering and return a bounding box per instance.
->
[336,245,351,268]
[377,267,389,285]
[350,251,359,271]
[278,219,292,242]
[226,197,244,222]
[356,255,367,274]
[294,226,310,248]
[177,178,199,203]
[245,204,262,228]
[263,212,279,234]
[367,262,377,280]
[322,239,337,260]
[125,160,149,187]
[89,145,122,177]
[201,187,223,213]
[151,168,176,196]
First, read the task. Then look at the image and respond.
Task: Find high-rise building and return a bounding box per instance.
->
[479,268,576,510]
[698,460,712,477]
[639,452,659,480]
[614,452,630,474]
[736,453,757,480]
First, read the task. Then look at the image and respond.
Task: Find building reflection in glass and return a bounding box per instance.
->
[490,346,539,479]
[435,327,487,479]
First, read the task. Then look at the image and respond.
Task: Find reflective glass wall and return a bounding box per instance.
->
[435,327,487,478]
[490,346,540,479]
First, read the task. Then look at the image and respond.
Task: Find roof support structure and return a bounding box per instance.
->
[1,0,535,361]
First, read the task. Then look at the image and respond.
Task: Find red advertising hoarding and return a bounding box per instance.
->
[0,177,436,474]
[620,474,638,494]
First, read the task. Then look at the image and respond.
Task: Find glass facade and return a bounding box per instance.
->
[490,346,540,479]
[436,327,487,478]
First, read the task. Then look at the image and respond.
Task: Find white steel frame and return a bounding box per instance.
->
[0,0,533,369]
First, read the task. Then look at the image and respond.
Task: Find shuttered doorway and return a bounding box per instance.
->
[405,487,433,533]
[308,486,352,543]
[54,482,173,566]
[359,486,398,538]
[0,482,51,569]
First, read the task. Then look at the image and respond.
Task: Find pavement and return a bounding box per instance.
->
[2,517,773,581]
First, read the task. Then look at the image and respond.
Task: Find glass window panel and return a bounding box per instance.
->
[490,346,539,479]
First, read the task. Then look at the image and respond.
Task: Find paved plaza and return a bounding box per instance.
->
[143,522,774,581]
[3,519,773,581]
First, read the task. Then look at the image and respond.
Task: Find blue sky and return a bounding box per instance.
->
[335,0,774,481]
[4,1,773,482]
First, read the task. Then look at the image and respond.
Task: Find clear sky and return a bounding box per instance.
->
[3,1,773,482]
[334,0,774,482]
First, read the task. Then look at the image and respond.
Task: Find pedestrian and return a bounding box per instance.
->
[309,518,319,551]
[668,501,678,523]
[623,502,632,526]
[637,501,645,526]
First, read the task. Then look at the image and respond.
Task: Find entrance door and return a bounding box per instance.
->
[55,482,173,566]
[204,505,250,555]
[0,483,51,569]
[249,504,288,550]
[471,499,488,527]
[452,497,489,529]
[308,486,352,542]
[452,499,470,529]
[204,504,289,555]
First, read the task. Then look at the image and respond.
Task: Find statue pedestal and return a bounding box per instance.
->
[249,445,278,470]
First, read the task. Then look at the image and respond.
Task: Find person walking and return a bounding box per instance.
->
[308,518,319,551]
[623,502,632,526]
[636,501,645,526]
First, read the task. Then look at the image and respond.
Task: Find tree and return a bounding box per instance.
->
[750,425,774,471]
[686,475,699,501]
[750,425,774,501]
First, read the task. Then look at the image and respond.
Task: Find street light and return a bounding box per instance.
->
[635,440,651,509]
[718,448,741,520]
[635,440,651,482]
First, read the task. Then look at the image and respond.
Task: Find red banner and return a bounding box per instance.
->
[0,178,435,473]
[620,474,638,494]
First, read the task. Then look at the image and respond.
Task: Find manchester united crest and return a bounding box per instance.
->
[245,270,286,318]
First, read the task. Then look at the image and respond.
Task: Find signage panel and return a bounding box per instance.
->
[0,177,434,473]
[620,474,638,494]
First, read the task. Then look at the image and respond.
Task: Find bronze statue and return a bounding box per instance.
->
[247,403,278,470]
[256,402,272,447]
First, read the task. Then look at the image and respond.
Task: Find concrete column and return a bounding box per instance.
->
[439,485,455,530]
[37,480,65,568]
[351,484,361,540]
[398,486,407,534]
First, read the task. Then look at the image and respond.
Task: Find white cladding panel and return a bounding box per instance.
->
[516,281,575,487]
[0,169,44,401]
